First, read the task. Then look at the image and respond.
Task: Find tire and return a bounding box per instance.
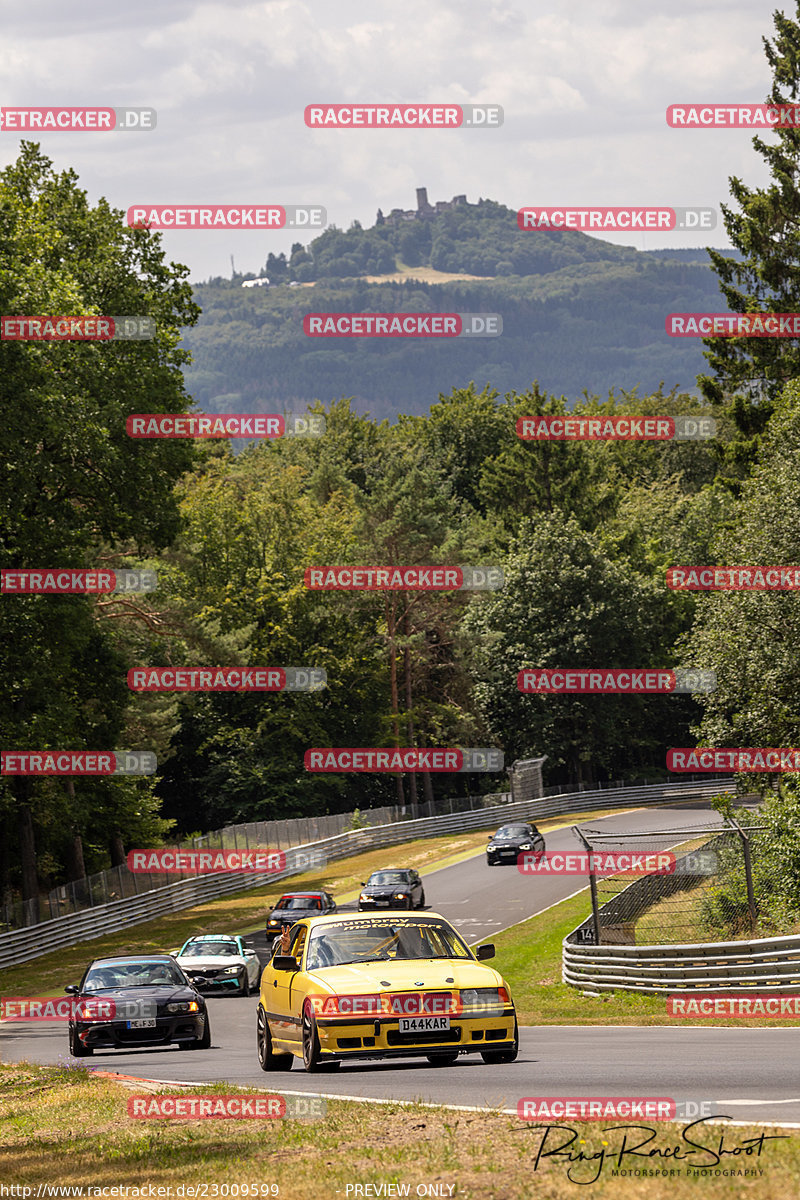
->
[301,1003,326,1073]
[417,890,426,909]
[481,1018,519,1064]
[240,970,250,997]
[181,1012,212,1050]
[426,1052,458,1066]
[257,1005,293,1071]
[69,1027,92,1058]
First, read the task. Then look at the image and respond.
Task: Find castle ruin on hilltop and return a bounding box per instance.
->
[378,188,476,226]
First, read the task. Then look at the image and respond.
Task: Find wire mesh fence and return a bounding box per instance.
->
[571,819,773,946]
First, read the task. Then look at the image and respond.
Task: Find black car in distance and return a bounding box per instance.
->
[65,953,211,1057]
[358,868,425,910]
[486,822,545,865]
[265,891,337,948]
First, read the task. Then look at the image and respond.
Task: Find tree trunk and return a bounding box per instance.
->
[17,793,39,925]
[110,833,126,867]
[402,601,418,811]
[65,832,86,882]
[386,594,405,808]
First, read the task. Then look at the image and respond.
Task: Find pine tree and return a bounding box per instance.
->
[699,3,800,477]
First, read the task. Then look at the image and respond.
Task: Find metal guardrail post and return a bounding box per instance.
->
[728,816,759,934]
[572,825,600,945]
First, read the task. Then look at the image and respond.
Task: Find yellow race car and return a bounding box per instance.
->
[255,910,518,1072]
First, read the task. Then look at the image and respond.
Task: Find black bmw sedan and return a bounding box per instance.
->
[486,822,545,865]
[358,868,425,910]
[65,954,211,1057]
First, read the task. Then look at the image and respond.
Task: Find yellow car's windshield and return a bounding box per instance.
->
[306,917,471,969]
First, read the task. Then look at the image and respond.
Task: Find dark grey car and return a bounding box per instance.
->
[486,822,545,865]
[358,868,425,910]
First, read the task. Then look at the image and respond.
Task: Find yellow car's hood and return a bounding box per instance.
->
[306,958,504,995]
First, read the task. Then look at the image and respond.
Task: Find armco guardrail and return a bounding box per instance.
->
[563,932,800,995]
[0,777,737,970]
[561,827,799,996]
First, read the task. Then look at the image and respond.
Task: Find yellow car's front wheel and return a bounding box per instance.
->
[257,1005,292,1072]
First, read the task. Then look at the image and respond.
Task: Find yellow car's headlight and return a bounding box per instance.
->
[459,987,508,1011]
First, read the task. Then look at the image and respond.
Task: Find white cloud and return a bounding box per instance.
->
[0,0,789,278]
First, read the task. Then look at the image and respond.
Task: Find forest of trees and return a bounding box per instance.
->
[7,0,800,933]
[183,208,729,416]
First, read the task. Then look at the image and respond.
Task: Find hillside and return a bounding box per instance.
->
[181,197,732,418]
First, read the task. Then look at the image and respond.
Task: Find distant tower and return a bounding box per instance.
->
[416,187,432,213]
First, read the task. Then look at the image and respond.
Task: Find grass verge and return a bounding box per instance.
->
[1,1062,798,1198]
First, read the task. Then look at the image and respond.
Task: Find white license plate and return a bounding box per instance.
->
[127,1018,157,1029]
[399,1016,450,1033]
[376,899,390,905]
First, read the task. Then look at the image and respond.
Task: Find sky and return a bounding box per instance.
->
[0,0,790,282]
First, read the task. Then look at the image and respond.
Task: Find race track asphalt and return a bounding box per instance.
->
[7,802,794,1125]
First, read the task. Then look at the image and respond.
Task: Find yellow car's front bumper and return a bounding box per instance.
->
[313,1006,517,1060]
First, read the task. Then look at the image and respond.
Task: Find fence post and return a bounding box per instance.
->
[572,826,600,945]
[728,817,758,934]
